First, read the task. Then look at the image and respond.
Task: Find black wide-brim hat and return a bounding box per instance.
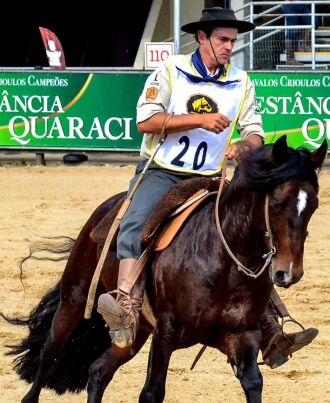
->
[181,7,255,34]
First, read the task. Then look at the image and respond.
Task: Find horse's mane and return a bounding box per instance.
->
[233,143,319,193]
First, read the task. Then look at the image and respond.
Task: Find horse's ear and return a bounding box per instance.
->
[311,139,328,171]
[272,135,288,164]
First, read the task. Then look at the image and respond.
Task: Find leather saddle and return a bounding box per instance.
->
[90,176,222,251]
[90,176,226,327]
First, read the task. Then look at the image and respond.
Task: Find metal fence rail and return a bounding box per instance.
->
[232,0,330,70]
[180,1,330,71]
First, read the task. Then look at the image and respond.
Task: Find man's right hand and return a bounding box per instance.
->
[138,112,231,136]
[200,113,231,134]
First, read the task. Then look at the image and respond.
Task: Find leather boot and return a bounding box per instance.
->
[97,258,143,348]
[260,297,318,369]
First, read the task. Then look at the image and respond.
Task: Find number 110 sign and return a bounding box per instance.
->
[144,42,174,70]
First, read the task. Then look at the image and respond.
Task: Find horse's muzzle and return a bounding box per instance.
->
[269,263,304,288]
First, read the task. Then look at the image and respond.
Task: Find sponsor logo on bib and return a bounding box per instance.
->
[187,94,218,114]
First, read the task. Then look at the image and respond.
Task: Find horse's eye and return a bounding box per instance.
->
[271,201,281,212]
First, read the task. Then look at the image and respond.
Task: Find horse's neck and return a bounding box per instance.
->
[222,187,262,226]
[192,189,271,300]
[219,187,266,255]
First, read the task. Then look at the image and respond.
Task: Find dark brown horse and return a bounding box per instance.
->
[5,136,327,403]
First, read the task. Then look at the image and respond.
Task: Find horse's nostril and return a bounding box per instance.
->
[274,271,287,284]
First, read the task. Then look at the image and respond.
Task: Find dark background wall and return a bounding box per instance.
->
[0,1,152,67]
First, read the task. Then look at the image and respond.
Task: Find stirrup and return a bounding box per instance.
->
[97,290,139,348]
[260,316,315,369]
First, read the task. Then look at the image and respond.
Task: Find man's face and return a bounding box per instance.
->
[199,27,238,66]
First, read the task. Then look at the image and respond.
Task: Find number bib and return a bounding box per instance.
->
[153,56,247,175]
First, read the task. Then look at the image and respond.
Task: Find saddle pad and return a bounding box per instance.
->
[153,190,212,252]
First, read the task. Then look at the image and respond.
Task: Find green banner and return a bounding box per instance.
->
[0,72,147,150]
[249,72,330,149]
[0,71,329,150]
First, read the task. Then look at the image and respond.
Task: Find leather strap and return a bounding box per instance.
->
[270,289,289,318]
[84,113,173,319]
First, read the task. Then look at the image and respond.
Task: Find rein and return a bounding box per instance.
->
[214,157,276,279]
[84,114,173,319]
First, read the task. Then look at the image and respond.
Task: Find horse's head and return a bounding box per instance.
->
[267,137,327,287]
[238,136,327,288]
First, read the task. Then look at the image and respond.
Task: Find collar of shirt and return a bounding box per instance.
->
[175,49,239,86]
[205,63,228,78]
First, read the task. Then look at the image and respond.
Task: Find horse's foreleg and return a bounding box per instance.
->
[220,330,263,403]
[87,326,151,403]
[22,297,84,403]
[139,321,174,403]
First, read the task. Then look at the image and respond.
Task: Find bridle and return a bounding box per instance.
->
[215,157,276,279]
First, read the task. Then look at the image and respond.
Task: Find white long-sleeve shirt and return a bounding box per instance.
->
[137,52,264,160]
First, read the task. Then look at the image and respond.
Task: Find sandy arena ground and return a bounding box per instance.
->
[0,159,329,403]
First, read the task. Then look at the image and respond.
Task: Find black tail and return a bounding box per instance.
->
[5,280,111,394]
[5,282,61,382]
[16,236,75,289]
[4,237,112,394]
[19,235,75,273]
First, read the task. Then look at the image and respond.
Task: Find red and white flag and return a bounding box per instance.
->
[39,27,66,70]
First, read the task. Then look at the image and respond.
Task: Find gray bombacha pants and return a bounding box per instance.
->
[117,160,196,260]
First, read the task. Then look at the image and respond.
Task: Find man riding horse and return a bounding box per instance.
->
[97,7,317,369]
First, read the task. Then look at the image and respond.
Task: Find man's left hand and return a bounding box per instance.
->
[225,135,263,161]
[225,144,240,160]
